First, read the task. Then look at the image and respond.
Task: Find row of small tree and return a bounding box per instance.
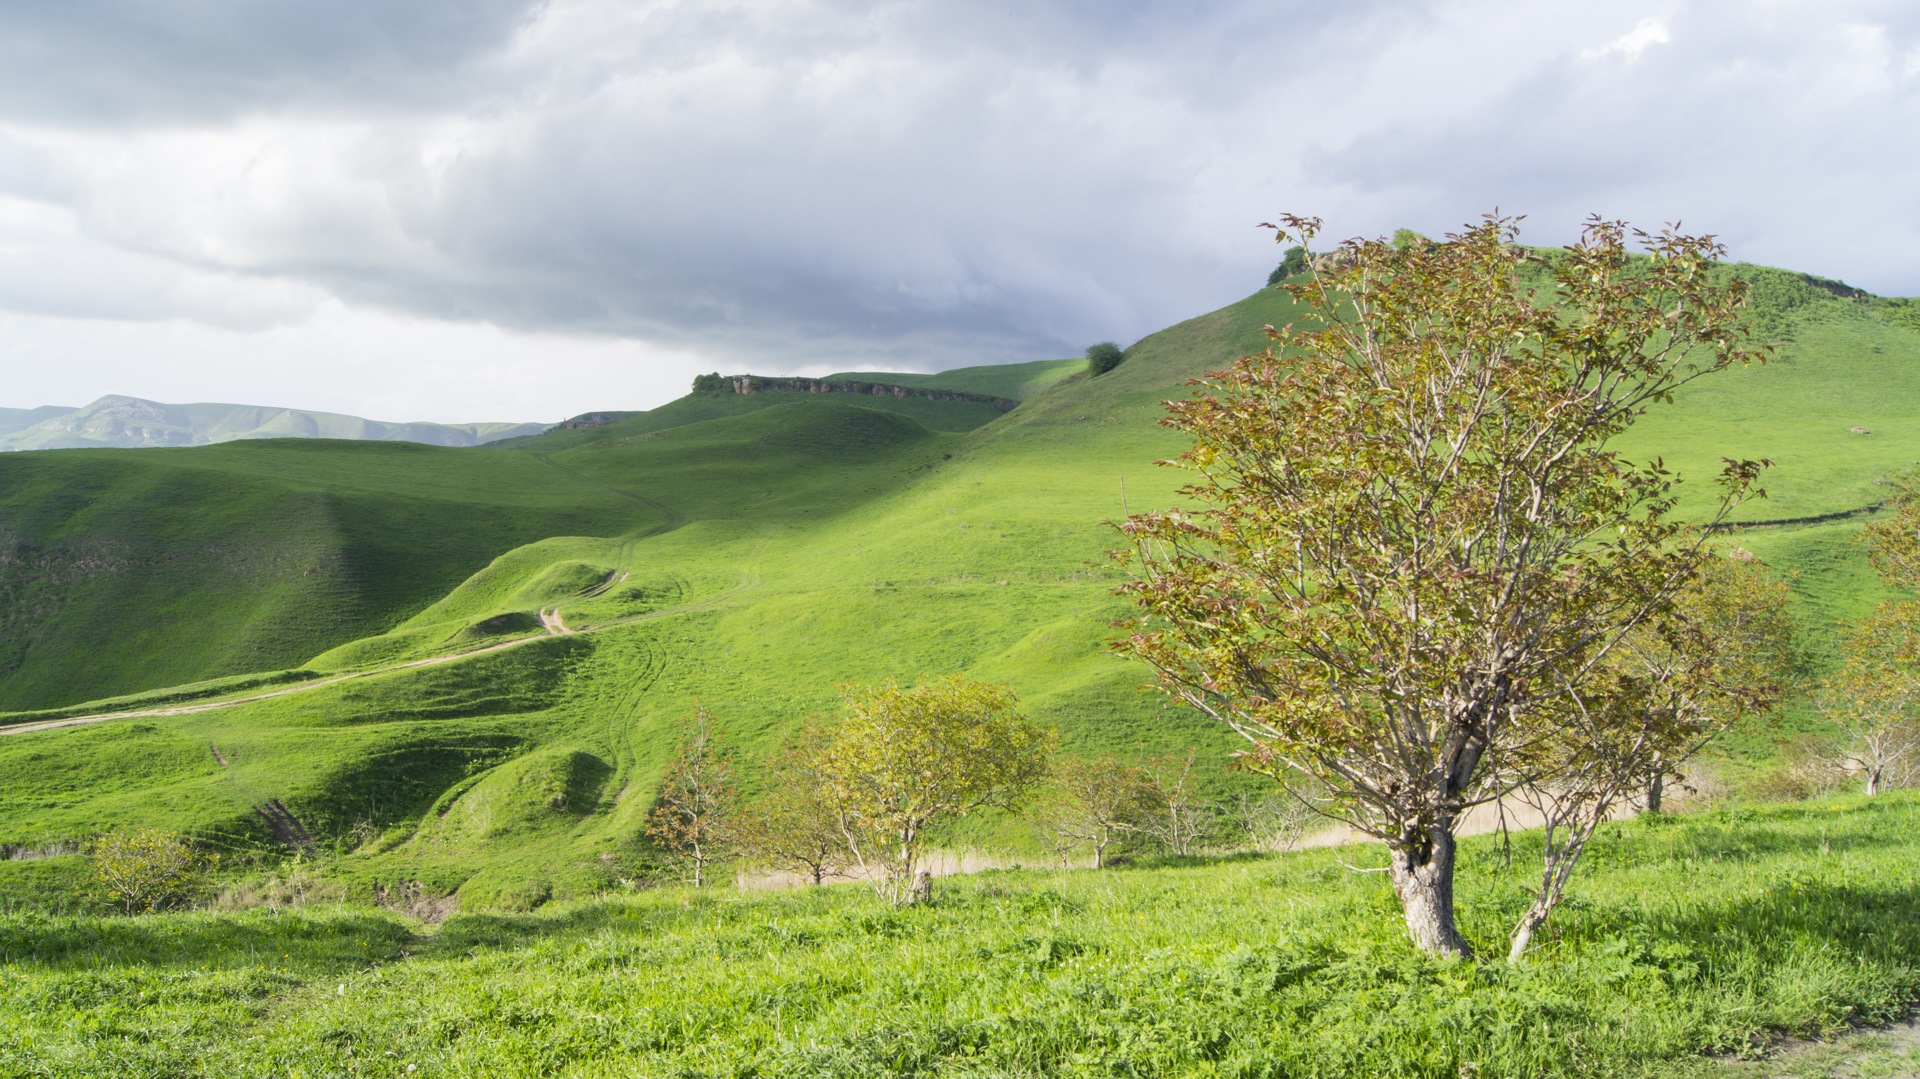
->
[1030,752,1325,868]
[645,678,1048,905]
[642,680,1328,904]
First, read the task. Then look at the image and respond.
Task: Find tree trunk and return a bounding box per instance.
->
[1388,825,1471,958]
[1646,770,1663,815]
[1866,767,1881,797]
[1508,899,1550,963]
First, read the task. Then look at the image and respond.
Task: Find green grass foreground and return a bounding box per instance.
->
[5,793,1917,1078]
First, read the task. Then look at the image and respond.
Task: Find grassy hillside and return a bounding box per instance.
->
[3,264,1919,912]
[0,388,1011,713]
[0,441,666,710]
[0,288,1289,901]
[1621,268,1920,523]
[483,381,1007,451]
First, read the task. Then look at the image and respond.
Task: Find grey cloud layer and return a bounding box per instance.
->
[1,0,1917,379]
[0,0,541,123]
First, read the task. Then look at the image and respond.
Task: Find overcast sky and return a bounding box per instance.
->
[0,0,1915,423]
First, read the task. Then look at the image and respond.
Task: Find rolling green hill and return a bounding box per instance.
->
[0,390,1010,713]
[0,440,669,711]
[2,263,1919,913]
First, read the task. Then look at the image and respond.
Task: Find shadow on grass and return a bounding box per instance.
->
[0,907,414,971]
[1106,850,1276,872]
[1488,872,1920,1043]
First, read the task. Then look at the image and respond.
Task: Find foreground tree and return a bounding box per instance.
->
[1115,213,1769,957]
[644,709,739,888]
[817,677,1051,905]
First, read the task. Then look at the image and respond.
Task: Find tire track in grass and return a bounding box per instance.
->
[2,440,779,737]
[0,547,768,738]
[533,453,684,529]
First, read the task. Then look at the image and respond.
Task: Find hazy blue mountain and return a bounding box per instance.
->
[0,396,550,451]
[0,405,75,439]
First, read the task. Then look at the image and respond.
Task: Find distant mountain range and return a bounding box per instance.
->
[0,396,549,451]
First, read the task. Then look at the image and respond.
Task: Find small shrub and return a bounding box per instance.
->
[1746,736,1852,802]
[375,878,460,921]
[1391,227,1431,250]
[87,827,209,915]
[1266,245,1309,285]
[1672,762,1734,812]
[213,864,347,912]
[1085,342,1124,376]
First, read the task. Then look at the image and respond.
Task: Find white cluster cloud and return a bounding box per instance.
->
[1584,16,1673,62]
[0,0,1916,421]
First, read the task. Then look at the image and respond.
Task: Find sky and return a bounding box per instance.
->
[0,1,1916,423]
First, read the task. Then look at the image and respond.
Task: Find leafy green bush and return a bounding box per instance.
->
[1267,245,1309,284]
[87,828,210,915]
[1085,341,1125,376]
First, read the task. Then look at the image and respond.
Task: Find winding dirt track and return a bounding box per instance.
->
[0,633,556,737]
[0,455,758,739]
[0,538,768,740]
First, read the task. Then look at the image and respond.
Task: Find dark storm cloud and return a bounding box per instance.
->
[24,0,1358,367]
[0,0,544,123]
[2,0,1919,390]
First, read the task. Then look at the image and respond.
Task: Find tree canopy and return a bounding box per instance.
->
[1086,341,1125,376]
[1114,213,1772,957]
[643,708,738,888]
[815,676,1051,905]
[1267,245,1309,286]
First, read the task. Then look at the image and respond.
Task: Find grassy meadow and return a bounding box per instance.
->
[4,793,1918,1077]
